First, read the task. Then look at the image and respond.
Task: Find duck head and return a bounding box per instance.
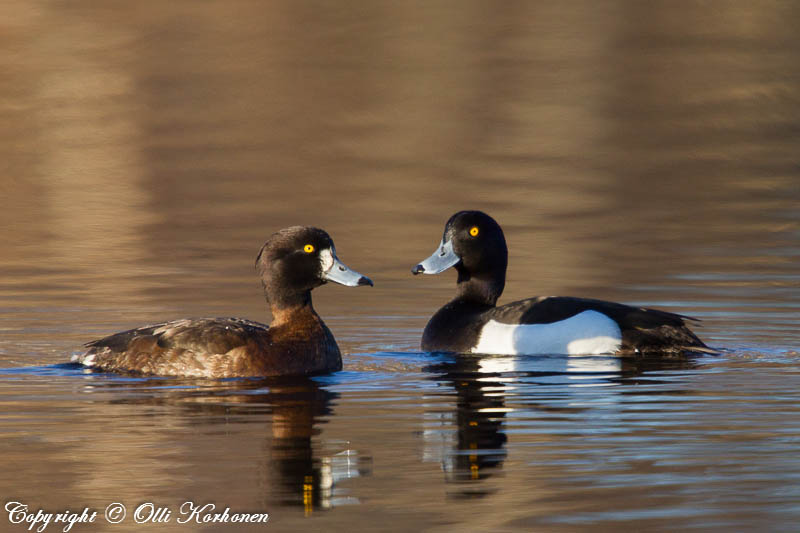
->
[412,211,507,306]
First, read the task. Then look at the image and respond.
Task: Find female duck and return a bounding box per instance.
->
[411,211,710,356]
[74,226,372,377]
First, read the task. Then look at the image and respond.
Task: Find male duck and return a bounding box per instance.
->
[74,226,373,377]
[411,211,710,356]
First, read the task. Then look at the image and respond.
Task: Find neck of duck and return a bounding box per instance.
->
[264,287,317,326]
[455,267,504,308]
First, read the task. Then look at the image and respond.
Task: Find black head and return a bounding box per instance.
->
[256,226,372,309]
[412,211,508,305]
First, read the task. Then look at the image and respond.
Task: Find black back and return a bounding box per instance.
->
[419,211,710,355]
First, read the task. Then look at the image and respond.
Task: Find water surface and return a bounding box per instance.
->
[1,1,799,531]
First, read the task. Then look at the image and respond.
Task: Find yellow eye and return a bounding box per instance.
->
[469,226,479,237]
[303,244,315,253]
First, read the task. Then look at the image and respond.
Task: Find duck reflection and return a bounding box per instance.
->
[258,379,340,513]
[258,379,371,513]
[94,375,369,515]
[422,353,699,497]
[423,356,509,498]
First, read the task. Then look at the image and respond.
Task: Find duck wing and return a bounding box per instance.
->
[78,317,271,376]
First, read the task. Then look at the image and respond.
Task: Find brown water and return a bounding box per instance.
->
[1,1,799,531]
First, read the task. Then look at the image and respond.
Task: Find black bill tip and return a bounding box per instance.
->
[357,276,374,287]
[411,264,425,275]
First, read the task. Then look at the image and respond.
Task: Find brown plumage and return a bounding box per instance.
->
[74,226,372,377]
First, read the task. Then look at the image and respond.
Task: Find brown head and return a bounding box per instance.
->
[256,226,373,312]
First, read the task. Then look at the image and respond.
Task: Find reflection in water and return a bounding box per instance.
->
[254,379,371,513]
[424,356,509,497]
[1,1,799,530]
[78,373,371,515]
[422,353,699,498]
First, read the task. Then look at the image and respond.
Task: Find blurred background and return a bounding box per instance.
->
[1,1,799,531]
[1,0,799,358]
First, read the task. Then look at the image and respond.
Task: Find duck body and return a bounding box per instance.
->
[422,295,706,356]
[413,211,710,356]
[81,312,340,378]
[74,226,371,378]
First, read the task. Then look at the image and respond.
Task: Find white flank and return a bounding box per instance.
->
[80,353,97,367]
[319,248,335,272]
[472,310,622,355]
